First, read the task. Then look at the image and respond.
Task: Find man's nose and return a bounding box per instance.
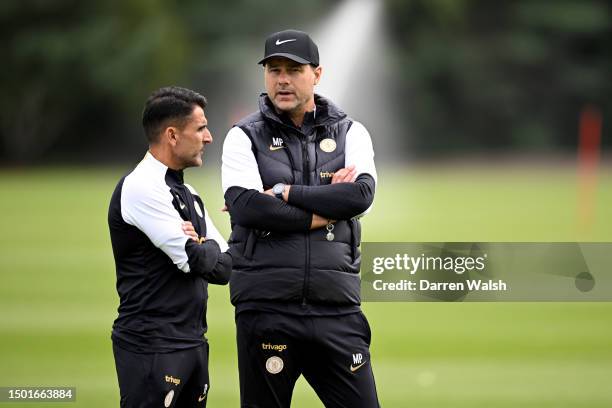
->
[278,70,290,84]
[203,129,213,144]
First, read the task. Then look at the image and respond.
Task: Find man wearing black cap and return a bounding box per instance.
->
[222,30,379,407]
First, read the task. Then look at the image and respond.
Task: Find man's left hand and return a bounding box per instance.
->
[331,165,356,184]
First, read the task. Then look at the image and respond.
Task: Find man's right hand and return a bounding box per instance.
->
[311,214,333,230]
[182,221,199,242]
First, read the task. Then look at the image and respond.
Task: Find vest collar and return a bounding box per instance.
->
[259,93,347,129]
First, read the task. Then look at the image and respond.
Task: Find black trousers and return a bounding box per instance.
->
[113,342,210,408]
[236,311,380,408]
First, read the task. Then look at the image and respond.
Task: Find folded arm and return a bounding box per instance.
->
[185,239,231,284]
[286,173,375,220]
[225,186,328,232]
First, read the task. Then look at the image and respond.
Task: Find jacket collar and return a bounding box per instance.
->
[144,151,184,185]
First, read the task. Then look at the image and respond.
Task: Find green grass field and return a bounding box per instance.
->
[1,163,611,407]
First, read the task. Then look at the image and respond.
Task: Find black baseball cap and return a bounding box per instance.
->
[258,29,319,66]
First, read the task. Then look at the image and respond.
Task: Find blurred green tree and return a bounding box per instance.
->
[386,0,611,155]
[1,0,192,161]
[1,0,610,162]
[0,0,333,163]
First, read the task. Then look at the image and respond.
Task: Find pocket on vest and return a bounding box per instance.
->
[228,226,255,261]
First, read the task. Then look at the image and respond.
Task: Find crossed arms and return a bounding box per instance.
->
[221,122,377,232]
[121,173,231,284]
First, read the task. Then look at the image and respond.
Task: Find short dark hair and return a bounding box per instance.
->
[142,86,207,143]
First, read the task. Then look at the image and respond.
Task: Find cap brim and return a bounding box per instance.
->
[258,53,312,65]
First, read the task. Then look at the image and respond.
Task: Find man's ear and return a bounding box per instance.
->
[164,126,179,147]
[313,65,322,86]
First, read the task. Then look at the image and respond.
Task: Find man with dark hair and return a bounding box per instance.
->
[109,86,231,407]
[222,30,380,407]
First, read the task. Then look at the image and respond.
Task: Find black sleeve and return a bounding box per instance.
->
[224,186,313,232]
[185,239,232,285]
[287,174,375,220]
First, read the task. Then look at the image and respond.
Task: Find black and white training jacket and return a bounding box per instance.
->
[108,152,231,353]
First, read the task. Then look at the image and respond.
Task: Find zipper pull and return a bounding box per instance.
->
[325,222,335,241]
